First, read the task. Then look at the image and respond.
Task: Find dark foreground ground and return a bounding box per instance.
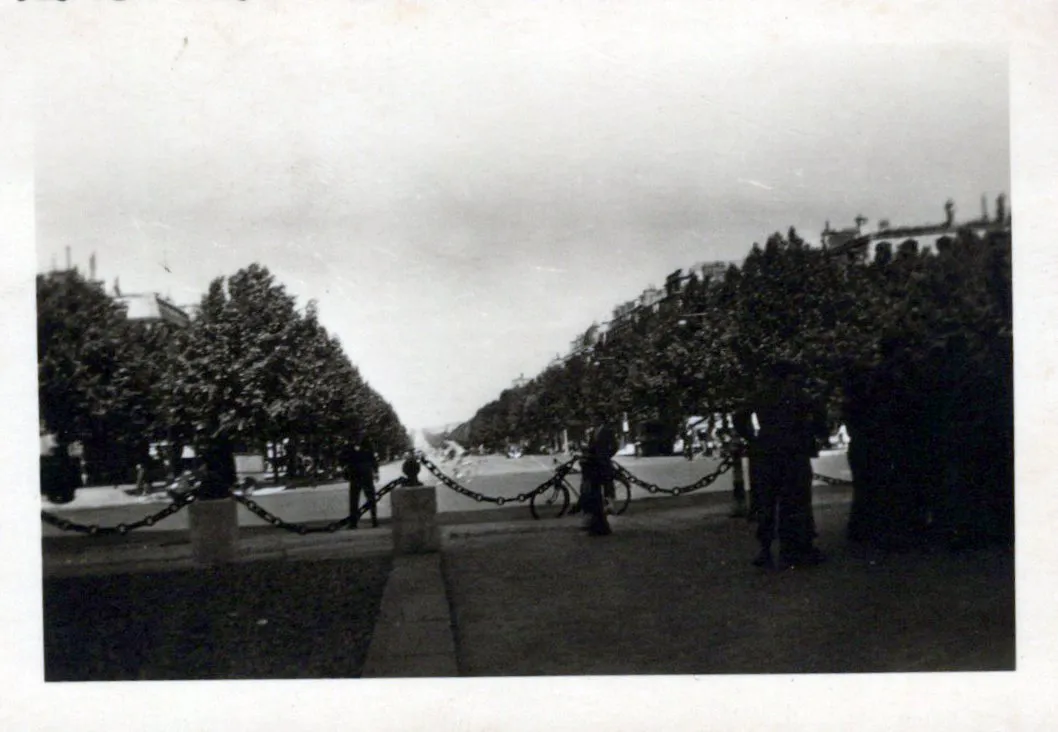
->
[442,501,1015,675]
[41,497,1014,680]
[43,556,391,680]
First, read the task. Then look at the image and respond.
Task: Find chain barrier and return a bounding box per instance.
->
[41,476,410,536]
[417,453,580,506]
[42,459,847,536]
[614,455,734,496]
[41,489,201,536]
[229,476,407,534]
[420,450,733,502]
[813,472,853,486]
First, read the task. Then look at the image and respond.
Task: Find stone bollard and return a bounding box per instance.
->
[391,484,440,555]
[188,498,239,565]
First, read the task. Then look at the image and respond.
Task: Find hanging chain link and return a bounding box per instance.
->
[417,453,579,506]
[41,489,201,535]
[41,476,410,537]
[614,455,734,496]
[42,458,847,537]
[229,476,408,534]
[421,450,733,502]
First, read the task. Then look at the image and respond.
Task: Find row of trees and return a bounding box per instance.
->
[459,220,1012,547]
[38,263,410,497]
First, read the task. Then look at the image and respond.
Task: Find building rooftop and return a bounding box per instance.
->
[116,293,191,327]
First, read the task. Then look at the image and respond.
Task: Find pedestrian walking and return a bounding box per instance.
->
[740,362,829,569]
[578,424,619,536]
[135,463,147,495]
[342,435,380,529]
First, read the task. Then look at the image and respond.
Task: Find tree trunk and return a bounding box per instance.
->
[286,436,300,478]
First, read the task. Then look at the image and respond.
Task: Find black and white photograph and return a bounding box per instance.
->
[3,0,1057,729]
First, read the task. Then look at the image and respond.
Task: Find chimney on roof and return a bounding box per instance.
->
[981,194,989,222]
[65,246,71,271]
[89,253,97,282]
[944,200,955,228]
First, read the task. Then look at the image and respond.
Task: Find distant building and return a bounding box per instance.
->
[511,373,529,389]
[824,195,1012,263]
[689,260,736,283]
[43,249,193,328]
[638,285,664,311]
[612,300,638,320]
[115,292,191,328]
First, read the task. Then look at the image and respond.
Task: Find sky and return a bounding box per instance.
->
[31,2,1010,431]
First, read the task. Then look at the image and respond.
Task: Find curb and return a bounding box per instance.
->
[43,528,394,578]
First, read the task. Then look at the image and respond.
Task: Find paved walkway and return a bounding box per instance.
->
[361,554,458,677]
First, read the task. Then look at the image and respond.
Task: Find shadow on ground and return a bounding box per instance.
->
[442,502,1015,676]
[43,556,391,680]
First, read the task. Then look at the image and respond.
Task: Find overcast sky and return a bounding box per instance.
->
[32,2,1009,430]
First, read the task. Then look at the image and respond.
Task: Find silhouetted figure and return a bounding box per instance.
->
[342,436,380,528]
[742,364,828,569]
[578,424,619,536]
[197,436,237,500]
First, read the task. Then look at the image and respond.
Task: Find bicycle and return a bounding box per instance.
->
[529,463,631,520]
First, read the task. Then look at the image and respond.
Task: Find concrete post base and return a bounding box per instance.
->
[188,498,239,565]
[391,485,440,555]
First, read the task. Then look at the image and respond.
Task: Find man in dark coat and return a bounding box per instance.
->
[342,435,380,528]
[741,363,828,568]
[579,424,619,536]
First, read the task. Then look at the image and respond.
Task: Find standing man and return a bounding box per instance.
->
[579,424,620,536]
[342,435,380,529]
[135,463,147,496]
[742,362,829,569]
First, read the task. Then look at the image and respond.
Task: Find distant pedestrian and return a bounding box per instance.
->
[578,424,619,536]
[836,423,849,449]
[135,463,147,495]
[342,435,380,529]
[741,362,829,569]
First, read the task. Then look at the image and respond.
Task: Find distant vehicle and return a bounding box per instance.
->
[164,471,260,501]
[165,471,199,501]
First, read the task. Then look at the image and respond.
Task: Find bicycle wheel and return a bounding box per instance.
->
[606,474,632,516]
[529,481,570,520]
